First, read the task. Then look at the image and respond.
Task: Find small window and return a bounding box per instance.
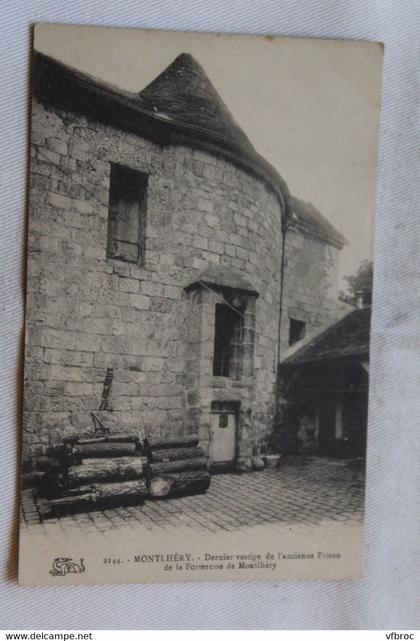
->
[289,318,306,346]
[107,164,148,264]
[219,414,228,428]
[213,303,243,378]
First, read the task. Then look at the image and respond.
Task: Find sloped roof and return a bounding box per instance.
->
[32,51,289,210]
[184,265,258,296]
[138,54,256,156]
[287,196,346,248]
[32,51,345,248]
[283,307,371,366]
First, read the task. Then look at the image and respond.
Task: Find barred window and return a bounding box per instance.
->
[107,164,148,264]
[213,303,243,378]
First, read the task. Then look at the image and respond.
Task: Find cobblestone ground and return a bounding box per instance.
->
[20,457,365,536]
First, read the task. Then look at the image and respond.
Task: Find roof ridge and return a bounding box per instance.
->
[287,195,347,247]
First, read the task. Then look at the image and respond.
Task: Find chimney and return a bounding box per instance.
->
[355,290,372,308]
[355,291,364,309]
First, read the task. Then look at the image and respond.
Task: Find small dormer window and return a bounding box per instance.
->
[107,164,148,264]
[289,318,306,346]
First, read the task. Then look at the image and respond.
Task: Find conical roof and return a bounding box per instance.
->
[138,53,256,155]
[33,51,291,211]
[32,51,346,246]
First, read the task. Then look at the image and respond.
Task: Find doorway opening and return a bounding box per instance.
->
[209,401,240,472]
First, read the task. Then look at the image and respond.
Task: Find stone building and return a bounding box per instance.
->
[280,305,371,456]
[24,51,348,471]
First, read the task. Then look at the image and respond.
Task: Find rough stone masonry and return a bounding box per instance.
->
[23,51,347,472]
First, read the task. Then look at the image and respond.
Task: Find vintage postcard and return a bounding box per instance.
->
[19,23,383,585]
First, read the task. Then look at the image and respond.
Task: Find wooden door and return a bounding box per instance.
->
[209,411,236,466]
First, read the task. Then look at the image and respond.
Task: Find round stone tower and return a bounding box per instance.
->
[26,51,290,469]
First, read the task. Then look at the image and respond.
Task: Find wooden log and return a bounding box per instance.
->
[73,441,140,458]
[49,443,78,460]
[21,471,44,490]
[34,456,63,471]
[63,478,149,498]
[169,470,210,495]
[40,469,69,498]
[149,477,171,498]
[150,470,210,498]
[66,456,146,488]
[147,434,199,450]
[149,457,208,476]
[49,479,149,515]
[49,492,97,513]
[151,446,205,462]
[76,435,140,445]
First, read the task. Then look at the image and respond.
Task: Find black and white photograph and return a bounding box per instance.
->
[18,23,383,586]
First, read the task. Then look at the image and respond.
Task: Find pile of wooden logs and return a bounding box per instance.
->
[38,432,210,517]
[144,434,210,499]
[41,434,148,516]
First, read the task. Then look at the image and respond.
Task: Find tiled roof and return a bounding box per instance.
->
[287,196,346,248]
[283,307,371,366]
[32,51,290,210]
[138,54,256,157]
[33,51,345,247]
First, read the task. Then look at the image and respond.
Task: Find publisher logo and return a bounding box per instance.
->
[49,557,85,576]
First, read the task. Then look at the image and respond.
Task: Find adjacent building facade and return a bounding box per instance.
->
[24,51,350,471]
[280,306,371,457]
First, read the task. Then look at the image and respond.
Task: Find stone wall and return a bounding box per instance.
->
[24,99,284,465]
[277,225,350,453]
[280,226,344,353]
